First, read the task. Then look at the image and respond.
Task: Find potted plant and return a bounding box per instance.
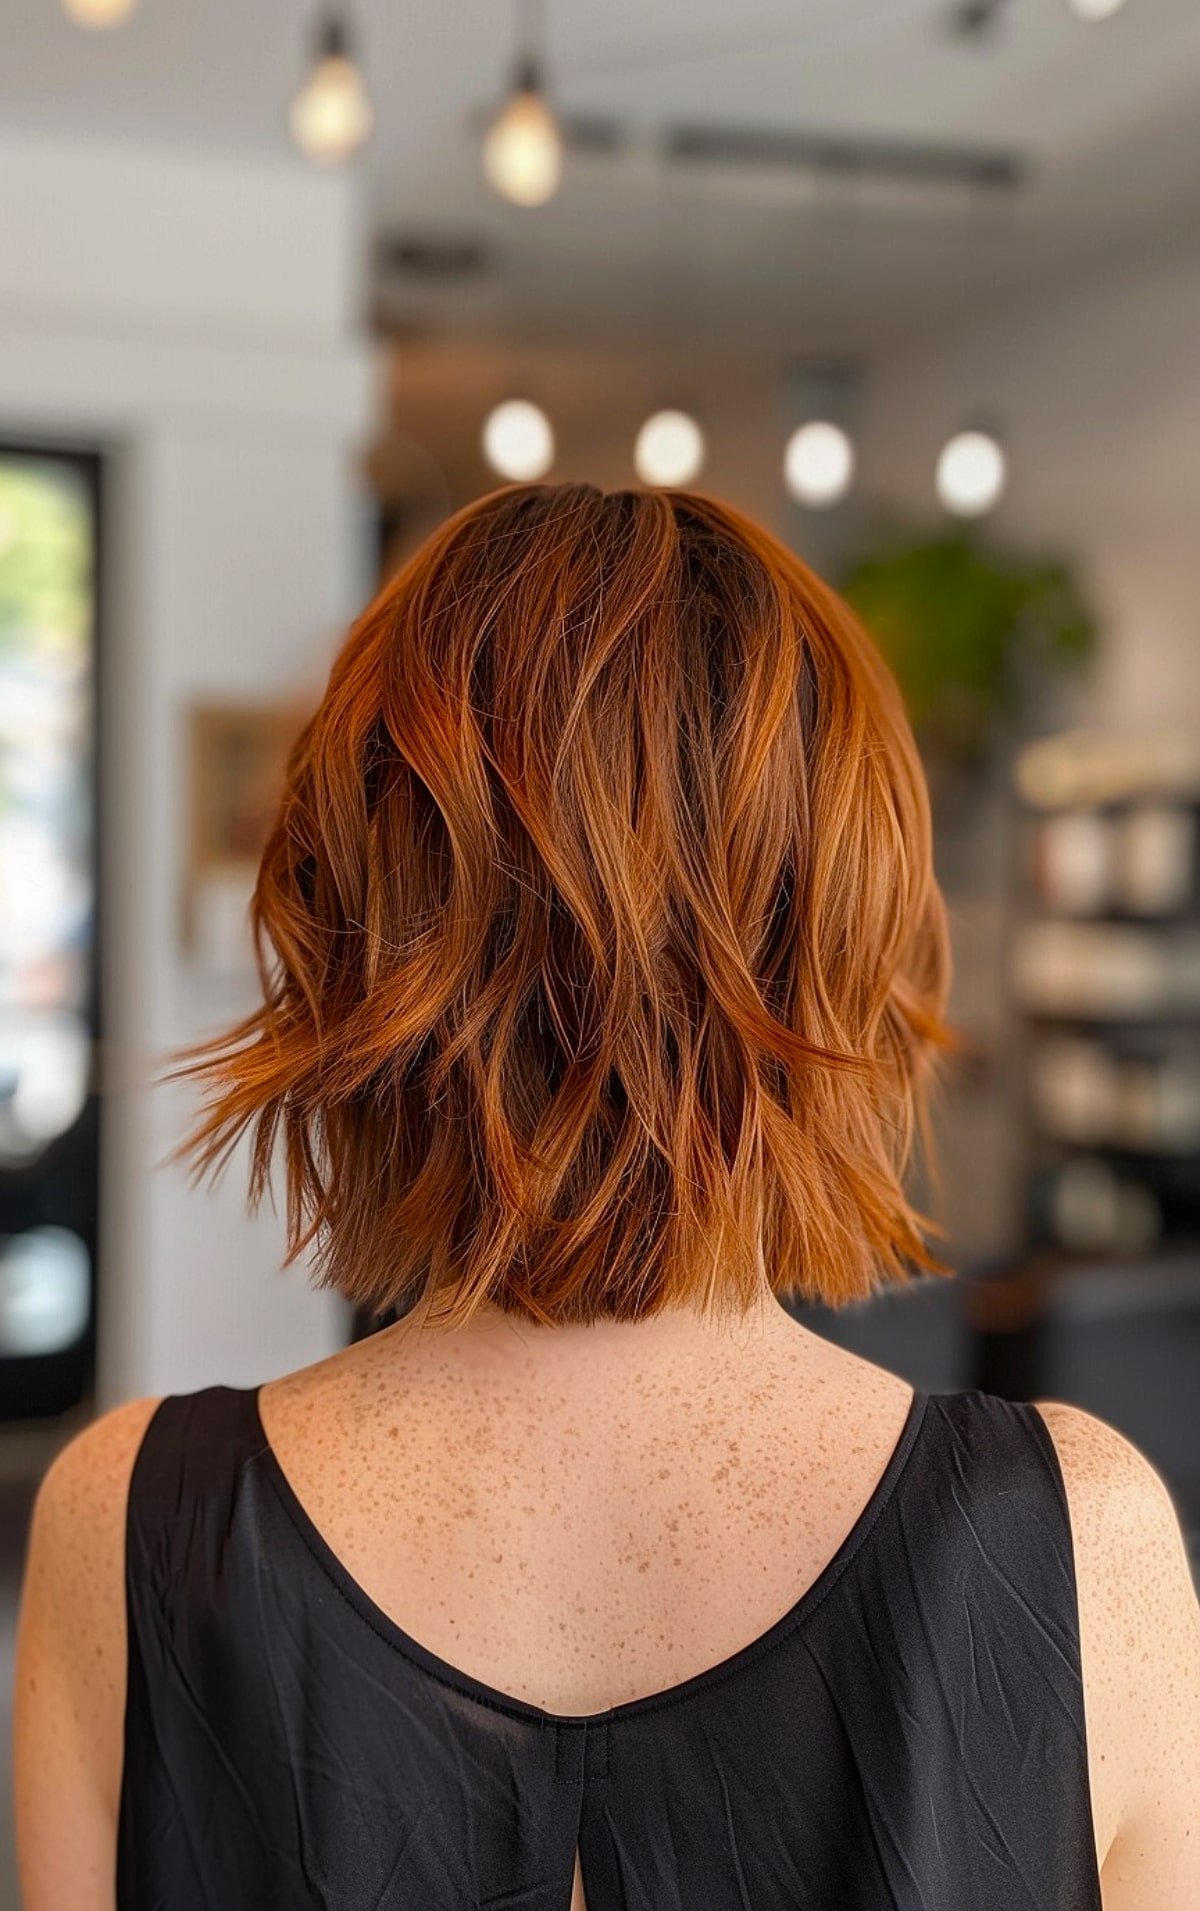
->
[839,521,1098,782]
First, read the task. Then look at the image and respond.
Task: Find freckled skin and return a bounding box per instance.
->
[12,1288,1200,1911]
[1034,1399,1200,1909]
[250,1297,918,1734]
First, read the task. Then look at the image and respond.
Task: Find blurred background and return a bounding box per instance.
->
[1,0,1199,1893]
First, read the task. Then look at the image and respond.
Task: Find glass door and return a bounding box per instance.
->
[0,446,101,1420]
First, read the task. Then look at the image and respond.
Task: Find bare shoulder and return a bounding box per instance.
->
[32,1393,163,1528]
[1035,1397,1183,1515]
[19,1390,163,1680]
[1032,1398,1200,1905]
[1032,1398,1197,1623]
[24,1395,165,1637]
[14,1396,162,1908]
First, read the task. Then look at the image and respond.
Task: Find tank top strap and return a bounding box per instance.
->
[925,1385,1071,1518]
[125,1384,266,1597]
[914,1386,1086,1663]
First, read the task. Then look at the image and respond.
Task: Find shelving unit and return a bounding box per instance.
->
[993,731,1200,1554]
[1011,731,1200,1268]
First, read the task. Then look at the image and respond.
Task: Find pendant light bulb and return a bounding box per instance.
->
[783,421,855,508]
[634,411,706,488]
[484,58,563,207]
[936,428,1007,517]
[482,400,555,481]
[61,0,139,25]
[1066,0,1127,19]
[291,14,373,166]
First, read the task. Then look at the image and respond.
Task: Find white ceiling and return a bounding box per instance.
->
[5,0,1200,350]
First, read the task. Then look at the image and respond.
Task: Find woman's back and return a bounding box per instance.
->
[20,1295,1197,1909]
[14,483,1200,1906]
[248,1300,930,1725]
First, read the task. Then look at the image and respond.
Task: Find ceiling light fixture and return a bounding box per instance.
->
[290,13,373,166]
[61,0,138,25]
[1065,0,1127,19]
[783,421,855,508]
[482,400,555,481]
[634,410,706,488]
[484,1,563,207]
[936,426,1007,517]
[484,56,563,207]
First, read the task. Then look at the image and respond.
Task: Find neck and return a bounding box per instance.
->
[374,1283,825,1392]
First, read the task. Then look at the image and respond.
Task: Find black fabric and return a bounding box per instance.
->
[117,1383,1104,1909]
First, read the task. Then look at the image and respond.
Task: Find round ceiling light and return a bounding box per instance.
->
[634,410,706,488]
[61,0,139,24]
[936,428,1007,517]
[783,421,855,508]
[482,400,555,481]
[1065,0,1127,20]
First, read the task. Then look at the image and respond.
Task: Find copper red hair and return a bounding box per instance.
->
[172,483,952,1327]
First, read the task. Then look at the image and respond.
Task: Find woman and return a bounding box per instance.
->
[14,484,1200,1909]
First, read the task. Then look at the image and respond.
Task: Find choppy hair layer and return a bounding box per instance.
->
[173,483,952,1327]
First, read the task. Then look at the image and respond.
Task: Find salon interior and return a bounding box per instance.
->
[1,0,1199,1896]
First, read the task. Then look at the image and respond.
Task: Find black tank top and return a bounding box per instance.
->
[117,1383,1104,1909]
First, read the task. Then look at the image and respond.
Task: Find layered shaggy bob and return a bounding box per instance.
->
[174,483,952,1328]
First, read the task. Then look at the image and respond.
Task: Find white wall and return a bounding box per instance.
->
[0,132,377,1404]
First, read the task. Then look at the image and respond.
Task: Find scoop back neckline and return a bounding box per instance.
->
[247,1380,930,1729]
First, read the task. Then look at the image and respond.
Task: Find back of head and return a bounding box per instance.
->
[177,482,951,1328]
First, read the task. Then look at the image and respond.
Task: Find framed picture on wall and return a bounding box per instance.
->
[184,699,303,974]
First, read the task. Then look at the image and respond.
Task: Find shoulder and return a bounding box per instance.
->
[27,1394,163,1577]
[20,1395,164,1677]
[1032,1397,1196,1609]
[1032,1398,1200,1889]
[14,1397,163,1900]
[19,1401,163,1762]
[35,1390,163,1494]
